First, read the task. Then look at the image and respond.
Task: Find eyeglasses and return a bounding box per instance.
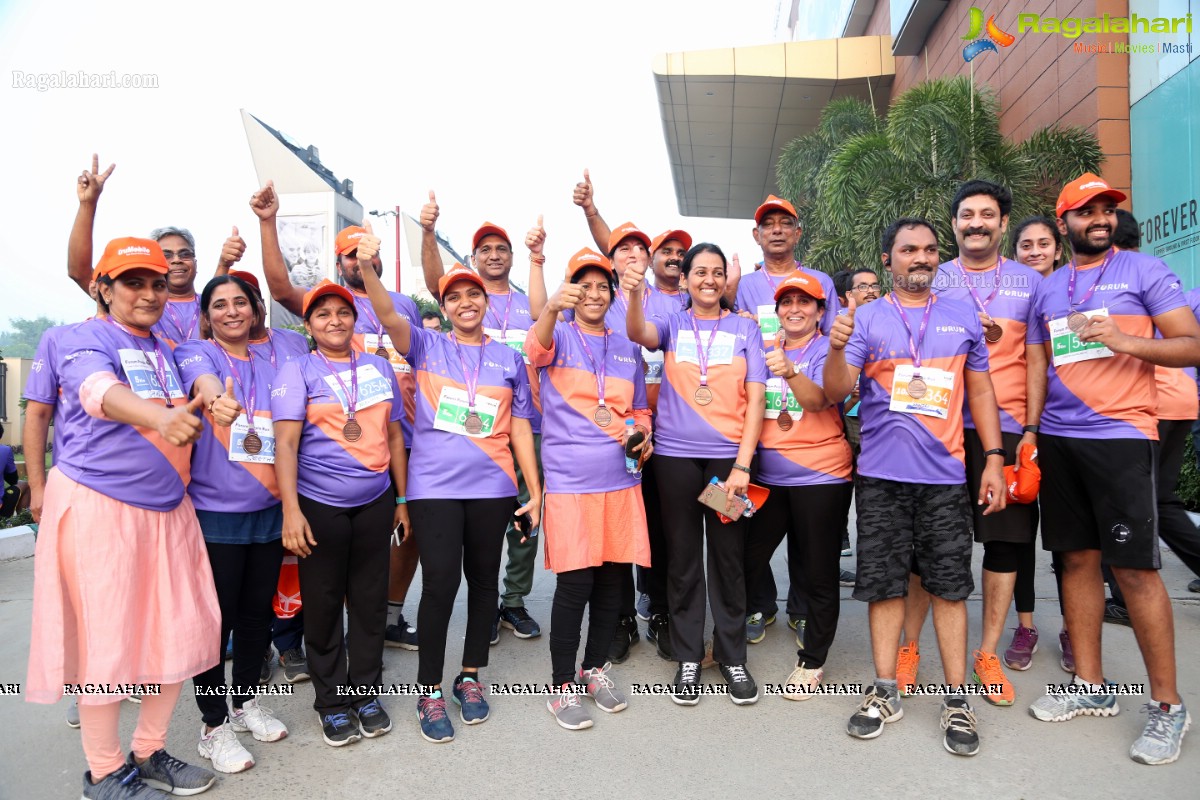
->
[161,249,195,261]
[853,283,880,293]
[758,218,798,231]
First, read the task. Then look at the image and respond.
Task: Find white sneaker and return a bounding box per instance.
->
[229,698,288,742]
[782,663,824,701]
[198,721,254,773]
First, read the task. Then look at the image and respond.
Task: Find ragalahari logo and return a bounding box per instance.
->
[962,7,1016,61]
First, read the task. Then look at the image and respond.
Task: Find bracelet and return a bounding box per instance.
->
[529,254,546,265]
[395,496,407,505]
[1022,425,1040,434]
[983,448,1007,459]
[208,397,218,415]
[732,463,751,474]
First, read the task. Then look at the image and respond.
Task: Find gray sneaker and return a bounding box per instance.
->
[547,684,593,730]
[1029,684,1119,722]
[847,685,903,739]
[580,663,627,713]
[83,764,171,799]
[1130,702,1192,765]
[745,612,767,644]
[279,647,309,684]
[129,750,216,796]
[66,697,81,728]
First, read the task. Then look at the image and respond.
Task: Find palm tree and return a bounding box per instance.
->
[776,76,1103,275]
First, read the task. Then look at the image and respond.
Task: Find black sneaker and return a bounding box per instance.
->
[279,647,310,684]
[941,698,980,756]
[608,615,640,663]
[672,661,702,706]
[847,685,903,739]
[83,764,170,799]
[719,663,759,705]
[354,699,392,738]
[320,711,361,747]
[130,749,216,795]
[385,615,419,650]
[840,531,852,557]
[647,614,673,660]
[1103,598,1132,627]
[839,569,856,588]
[498,605,541,638]
[1189,578,1200,593]
[489,611,501,646]
[259,648,274,685]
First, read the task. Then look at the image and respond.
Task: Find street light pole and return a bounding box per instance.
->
[368,208,403,293]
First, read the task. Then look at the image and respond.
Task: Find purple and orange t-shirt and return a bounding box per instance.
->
[482,290,542,434]
[271,351,403,506]
[1027,249,1187,439]
[250,328,310,370]
[934,258,1042,434]
[403,327,534,501]
[348,289,421,447]
[57,319,192,510]
[757,335,852,486]
[844,294,990,485]
[649,311,768,459]
[526,322,650,495]
[152,295,202,348]
[24,324,84,460]
[1154,287,1200,421]
[176,340,283,513]
[736,263,839,337]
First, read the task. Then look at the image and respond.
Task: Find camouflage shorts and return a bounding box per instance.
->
[852,476,974,602]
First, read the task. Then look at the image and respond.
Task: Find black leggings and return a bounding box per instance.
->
[297,491,392,715]
[193,539,283,727]
[655,455,748,665]
[982,539,1037,615]
[746,483,852,669]
[550,562,624,685]
[634,456,670,615]
[411,497,514,687]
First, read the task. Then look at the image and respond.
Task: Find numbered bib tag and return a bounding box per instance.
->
[1048,307,1113,367]
[642,347,664,385]
[322,363,393,414]
[229,414,276,464]
[675,330,736,367]
[888,365,954,419]
[764,376,804,421]
[485,327,530,364]
[432,385,501,438]
[362,334,412,375]
[756,304,780,338]
[118,348,185,403]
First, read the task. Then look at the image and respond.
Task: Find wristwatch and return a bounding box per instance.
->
[1022,425,1040,434]
[983,448,1007,459]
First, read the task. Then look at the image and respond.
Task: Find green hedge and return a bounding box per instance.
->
[1179,434,1200,512]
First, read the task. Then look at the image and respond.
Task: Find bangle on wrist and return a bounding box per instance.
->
[732,463,751,474]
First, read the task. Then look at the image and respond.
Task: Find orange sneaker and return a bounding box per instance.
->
[896,641,920,696]
[972,650,1014,706]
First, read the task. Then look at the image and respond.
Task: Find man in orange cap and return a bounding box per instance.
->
[1025,173,1200,766]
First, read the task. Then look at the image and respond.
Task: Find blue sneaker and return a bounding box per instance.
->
[498,605,541,638]
[354,699,392,738]
[417,691,455,743]
[452,676,490,724]
[635,593,652,622]
[1130,702,1191,765]
[1029,682,1119,722]
[320,712,361,747]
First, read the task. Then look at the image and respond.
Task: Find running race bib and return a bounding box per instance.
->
[484,328,530,364]
[1048,307,1114,368]
[362,334,413,375]
[764,376,804,421]
[118,348,185,403]
[674,330,736,367]
[888,365,954,420]
[756,304,780,338]
[643,347,664,385]
[432,386,501,438]
[321,363,394,414]
[229,414,276,464]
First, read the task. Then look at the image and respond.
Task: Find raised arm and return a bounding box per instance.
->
[67,154,115,294]
[822,295,860,402]
[572,169,612,254]
[419,190,446,300]
[532,281,583,350]
[250,181,307,316]
[525,215,548,320]
[356,221,413,355]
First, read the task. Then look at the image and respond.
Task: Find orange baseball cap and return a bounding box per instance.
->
[1055,172,1127,218]
[472,222,511,251]
[773,270,825,302]
[229,270,261,293]
[335,226,367,256]
[94,237,169,280]
[754,195,799,225]
[302,278,356,318]
[651,229,693,254]
[566,248,615,280]
[607,222,652,256]
[439,265,487,298]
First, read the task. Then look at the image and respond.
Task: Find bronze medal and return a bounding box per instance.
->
[243,432,263,455]
[777,410,794,431]
[343,419,362,441]
[642,360,650,375]
[1067,311,1088,333]
[594,405,613,427]
[906,377,927,400]
[985,323,1003,343]
[375,346,390,358]
[464,412,484,435]
[694,386,714,405]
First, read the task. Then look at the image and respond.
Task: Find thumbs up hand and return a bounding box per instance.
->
[573,169,595,214]
[765,331,793,378]
[829,295,856,351]
[420,190,439,232]
[356,219,381,264]
[208,375,244,428]
[160,393,207,445]
[525,214,546,256]
[219,226,246,269]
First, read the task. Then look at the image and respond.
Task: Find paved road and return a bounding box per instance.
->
[2,522,1197,799]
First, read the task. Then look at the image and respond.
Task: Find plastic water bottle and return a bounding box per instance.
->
[624,419,643,476]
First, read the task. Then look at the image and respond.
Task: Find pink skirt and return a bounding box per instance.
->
[542,486,650,574]
[26,469,221,705]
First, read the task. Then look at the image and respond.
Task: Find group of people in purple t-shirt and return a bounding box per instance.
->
[20,160,1199,800]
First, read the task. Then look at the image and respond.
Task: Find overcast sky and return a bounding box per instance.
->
[0,0,852,328]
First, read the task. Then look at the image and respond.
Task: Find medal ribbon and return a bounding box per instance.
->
[107,317,175,407]
[353,293,386,341]
[317,349,359,420]
[215,343,257,435]
[954,257,1004,315]
[778,331,822,415]
[886,294,934,373]
[449,332,484,413]
[686,310,724,387]
[164,297,199,343]
[486,293,515,340]
[1066,248,1114,313]
[570,322,609,408]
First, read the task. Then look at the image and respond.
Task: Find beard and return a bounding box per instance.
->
[1068,225,1112,256]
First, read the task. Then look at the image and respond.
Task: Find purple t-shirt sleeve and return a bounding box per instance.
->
[24,328,61,404]
[509,346,534,421]
[270,361,308,422]
[1143,262,1188,317]
[651,315,673,351]
[742,323,769,384]
[1,445,15,475]
[174,341,220,395]
[633,349,649,410]
[843,316,869,370]
[386,364,404,423]
[806,345,828,387]
[1025,280,1048,345]
[965,310,990,371]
